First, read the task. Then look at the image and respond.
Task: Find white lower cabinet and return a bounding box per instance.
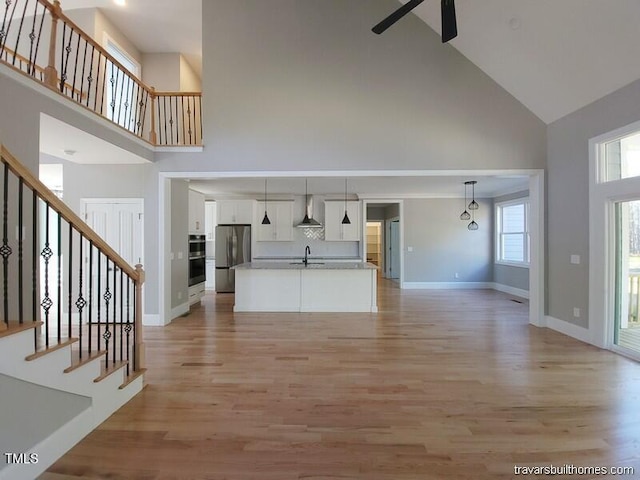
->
[324,200,361,241]
[256,201,293,241]
[189,282,205,305]
[205,259,215,290]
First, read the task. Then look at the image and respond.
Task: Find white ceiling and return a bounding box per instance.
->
[39,113,149,164]
[406,0,640,123]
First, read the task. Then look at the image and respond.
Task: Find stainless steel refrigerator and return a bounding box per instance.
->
[215,225,251,293]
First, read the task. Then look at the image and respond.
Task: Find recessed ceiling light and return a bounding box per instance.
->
[508,17,521,30]
[63,149,76,156]
[114,0,126,6]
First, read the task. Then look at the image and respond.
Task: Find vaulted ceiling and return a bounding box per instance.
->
[61,1,640,125]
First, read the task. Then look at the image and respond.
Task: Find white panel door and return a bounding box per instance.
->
[82,199,143,324]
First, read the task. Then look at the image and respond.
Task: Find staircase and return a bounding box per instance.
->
[0,145,145,480]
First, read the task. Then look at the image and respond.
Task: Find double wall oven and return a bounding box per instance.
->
[189,234,206,286]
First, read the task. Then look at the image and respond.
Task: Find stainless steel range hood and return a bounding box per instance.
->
[296,195,323,228]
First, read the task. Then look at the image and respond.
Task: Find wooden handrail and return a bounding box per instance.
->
[154,91,203,97]
[0,145,139,281]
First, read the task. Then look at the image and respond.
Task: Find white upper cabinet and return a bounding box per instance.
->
[324,200,361,241]
[256,201,293,241]
[188,189,205,234]
[217,200,255,225]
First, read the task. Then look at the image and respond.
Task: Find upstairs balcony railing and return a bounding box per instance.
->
[0,0,202,146]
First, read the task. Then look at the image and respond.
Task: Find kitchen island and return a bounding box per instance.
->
[233,262,378,313]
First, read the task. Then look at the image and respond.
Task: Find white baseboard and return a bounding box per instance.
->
[402,282,493,290]
[171,302,190,320]
[142,314,163,326]
[492,283,530,299]
[545,315,593,345]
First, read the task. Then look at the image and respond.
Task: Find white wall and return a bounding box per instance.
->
[142,53,181,91]
[180,55,201,92]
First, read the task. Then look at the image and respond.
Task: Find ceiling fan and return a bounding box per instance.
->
[372,0,458,43]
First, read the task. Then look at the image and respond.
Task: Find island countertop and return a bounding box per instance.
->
[233,261,377,270]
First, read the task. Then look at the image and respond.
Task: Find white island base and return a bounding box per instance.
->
[233,262,378,313]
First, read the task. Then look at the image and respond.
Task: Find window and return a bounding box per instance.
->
[496,198,529,266]
[104,36,140,130]
[601,130,640,182]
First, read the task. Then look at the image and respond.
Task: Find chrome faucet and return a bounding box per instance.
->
[304,245,311,266]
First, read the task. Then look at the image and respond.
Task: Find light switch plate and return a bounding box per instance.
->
[573,307,580,318]
[178,251,184,260]
[407,246,413,252]
[570,255,580,265]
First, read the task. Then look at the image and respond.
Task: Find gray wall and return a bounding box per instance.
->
[403,198,493,283]
[170,181,189,309]
[547,78,640,327]
[493,190,530,292]
[154,0,545,172]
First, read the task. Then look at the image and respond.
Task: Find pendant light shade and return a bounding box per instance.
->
[468,180,479,210]
[468,220,478,231]
[341,178,351,225]
[261,178,271,225]
[460,181,471,220]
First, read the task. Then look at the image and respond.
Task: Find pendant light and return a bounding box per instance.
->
[261,178,271,225]
[341,178,351,224]
[460,181,471,220]
[468,180,479,210]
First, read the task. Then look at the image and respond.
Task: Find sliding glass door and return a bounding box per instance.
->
[613,199,640,355]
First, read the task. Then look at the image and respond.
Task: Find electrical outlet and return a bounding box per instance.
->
[407,246,413,252]
[178,291,182,300]
[570,255,580,265]
[170,252,175,260]
[454,272,459,279]
[573,307,581,318]
[178,251,183,260]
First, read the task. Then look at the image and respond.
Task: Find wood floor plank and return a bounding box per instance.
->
[43,280,640,479]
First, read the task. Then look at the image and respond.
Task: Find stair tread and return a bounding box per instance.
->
[0,321,43,339]
[25,338,78,361]
[94,360,128,383]
[119,368,146,389]
[64,349,107,373]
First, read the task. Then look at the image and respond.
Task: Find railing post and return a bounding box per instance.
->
[44,0,62,89]
[134,263,145,371]
[149,87,157,144]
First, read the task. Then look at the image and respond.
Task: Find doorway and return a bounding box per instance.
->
[613,199,640,355]
[388,218,400,281]
[364,201,402,283]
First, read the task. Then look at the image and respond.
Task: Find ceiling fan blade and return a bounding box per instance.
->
[372,0,425,34]
[441,0,458,42]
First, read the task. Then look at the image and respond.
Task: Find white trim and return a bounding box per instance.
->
[528,172,545,327]
[611,344,640,363]
[102,32,141,78]
[171,302,190,320]
[495,260,530,269]
[402,281,494,290]
[492,283,529,300]
[491,185,530,199]
[154,146,204,153]
[545,315,593,345]
[142,314,162,326]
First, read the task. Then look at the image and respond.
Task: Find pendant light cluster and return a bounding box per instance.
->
[261,178,271,225]
[460,180,479,230]
[342,178,351,224]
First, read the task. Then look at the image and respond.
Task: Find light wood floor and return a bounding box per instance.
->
[44,280,640,479]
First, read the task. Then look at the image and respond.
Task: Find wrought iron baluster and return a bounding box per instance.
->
[68,222,72,338]
[88,240,93,354]
[112,262,117,365]
[32,191,37,330]
[132,279,137,371]
[180,96,185,145]
[103,257,111,366]
[0,0,19,54]
[119,268,123,365]
[140,89,149,139]
[27,1,44,76]
[41,202,53,347]
[172,95,178,144]
[116,66,125,126]
[57,211,61,342]
[71,30,81,98]
[78,39,87,102]
[97,249,101,352]
[76,234,86,357]
[187,95,193,145]
[1,162,11,326]
[18,178,23,324]
[100,54,108,115]
[9,0,28,65]
[95,51,103,113]
[125,276,131,376]
[86,44,95,108]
